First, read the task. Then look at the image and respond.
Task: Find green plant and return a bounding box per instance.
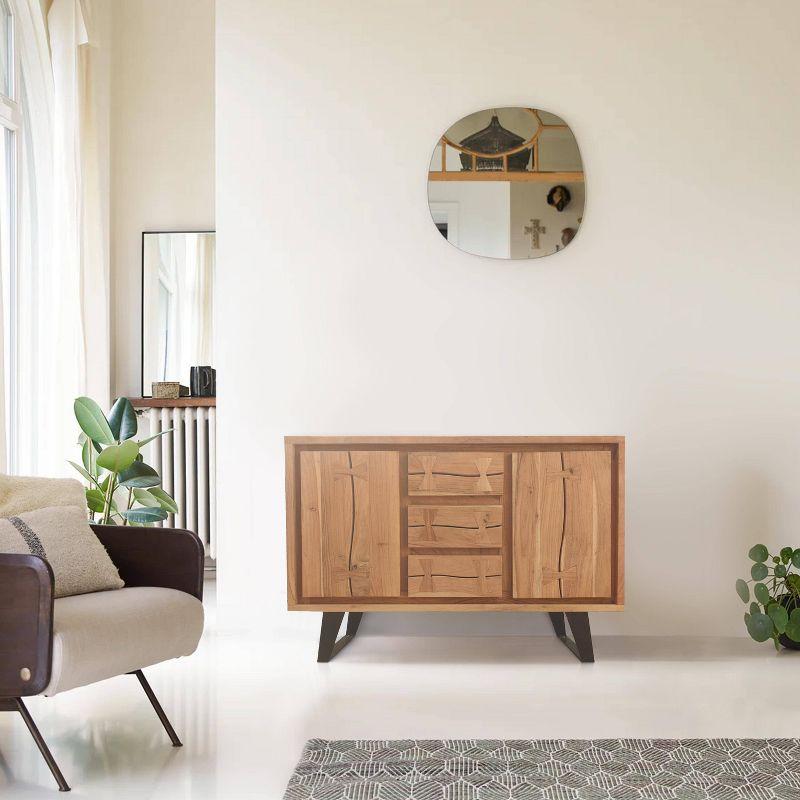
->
[736,544,800,649]
[69,396,178,526]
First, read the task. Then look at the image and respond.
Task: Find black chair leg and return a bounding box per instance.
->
[3,698,71,792]
[130,670,182,747]
[548,611,595,663]
[317,611,363,662]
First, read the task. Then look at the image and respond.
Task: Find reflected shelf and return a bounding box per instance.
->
[428,170,584,182]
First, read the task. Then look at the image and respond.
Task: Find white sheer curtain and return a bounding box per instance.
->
[74,0,110,407]
[194,233,214,365]
[171,234,214,382]
[4,0,109,476]
[8,0,55,475]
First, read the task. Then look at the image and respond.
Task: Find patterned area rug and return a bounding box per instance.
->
[283,738,800,799]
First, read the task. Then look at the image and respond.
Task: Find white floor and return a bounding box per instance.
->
[1,581,797,799]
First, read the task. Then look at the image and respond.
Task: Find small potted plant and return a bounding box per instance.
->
[736,544,800,650]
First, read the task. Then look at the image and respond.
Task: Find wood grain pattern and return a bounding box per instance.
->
[300,450,400,598]
[502,453,513,598]
[512,451,612,600]
[512,452,563,599]
[408,506,502,548]
[408,452,503,495]
[286,443,298,605]
[408,555,502,597]
[614,440,625,605]
[563,451,612,598]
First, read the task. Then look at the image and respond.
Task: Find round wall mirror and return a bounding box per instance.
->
[427,107,585,260]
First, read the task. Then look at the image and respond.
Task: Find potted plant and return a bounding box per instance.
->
[736,544,800,650]
[69,396,178,526]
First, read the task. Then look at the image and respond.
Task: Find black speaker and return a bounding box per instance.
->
[190,366,216,397]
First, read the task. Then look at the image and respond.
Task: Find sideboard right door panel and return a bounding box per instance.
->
[300,450,400,598]
[512,450,612,600]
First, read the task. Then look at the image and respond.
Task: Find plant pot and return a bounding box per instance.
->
[778,594,800,650]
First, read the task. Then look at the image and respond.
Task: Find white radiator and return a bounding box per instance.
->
[137,406,217,557]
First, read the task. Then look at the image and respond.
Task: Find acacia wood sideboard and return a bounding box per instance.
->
[285,436,624,662]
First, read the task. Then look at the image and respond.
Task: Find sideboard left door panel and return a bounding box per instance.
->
[512,450,612,600]
[300,450,400,598]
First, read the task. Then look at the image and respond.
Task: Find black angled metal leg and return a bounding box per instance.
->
[9,698,71,792]
[317,612,363,662]
[548,612,595,663]
[548,611,567,638]
[130,670,182,747]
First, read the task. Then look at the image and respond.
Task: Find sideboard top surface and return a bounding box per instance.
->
[286,435,624,447]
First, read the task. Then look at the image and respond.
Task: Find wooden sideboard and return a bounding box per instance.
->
[285,436,624,662]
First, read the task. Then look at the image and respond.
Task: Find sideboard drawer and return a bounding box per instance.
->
[408,452,504,495]
[408,505,503,548]
[408,555,503,597]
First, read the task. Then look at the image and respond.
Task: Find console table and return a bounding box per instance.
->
[285,436,624,662]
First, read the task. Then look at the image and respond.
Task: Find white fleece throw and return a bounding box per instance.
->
[0,474,86,517]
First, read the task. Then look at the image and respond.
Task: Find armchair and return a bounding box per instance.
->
[0,525,204,792]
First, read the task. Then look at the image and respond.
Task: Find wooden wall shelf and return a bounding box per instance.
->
[428,170,584,183]
[132,397,216,408]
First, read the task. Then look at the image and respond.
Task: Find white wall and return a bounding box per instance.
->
[110,0,214,398]
[216,0,800,638]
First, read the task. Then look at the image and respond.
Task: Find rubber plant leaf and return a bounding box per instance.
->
[147,486,178,514]
[96,440,139,473]
[118,461,161,489]
[74,397,115,445]
[108,397,138,441]
[121,506,168,524]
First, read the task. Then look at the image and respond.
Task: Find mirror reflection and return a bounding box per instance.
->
[428,107,585,259]
[141,231,215,395]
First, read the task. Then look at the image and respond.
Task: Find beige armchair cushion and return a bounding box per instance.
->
[0,505,124,597]
[45,586,204,696]
[0,474,85,517]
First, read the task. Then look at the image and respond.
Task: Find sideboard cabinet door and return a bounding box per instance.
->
[512,451,612,600]
[299,451,401,598]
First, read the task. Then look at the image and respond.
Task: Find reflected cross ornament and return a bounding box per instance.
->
[524,218,546,250]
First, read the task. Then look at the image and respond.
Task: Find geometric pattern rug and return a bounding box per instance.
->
[283,738,800,800]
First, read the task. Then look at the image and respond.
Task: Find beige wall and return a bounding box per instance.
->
[110,0,214,398]
[216,0,800,637]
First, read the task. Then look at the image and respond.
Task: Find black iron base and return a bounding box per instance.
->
[0,669,184,793]
[548,612,595,662]
[317,612,363,662]
[0,697,70,791]
[315,611,595,663]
